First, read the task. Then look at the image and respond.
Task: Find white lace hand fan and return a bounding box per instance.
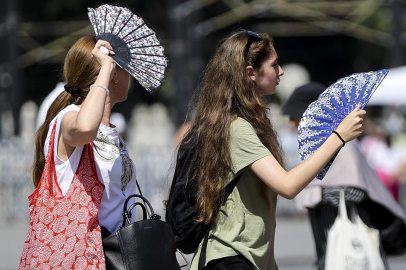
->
[88,4,167,92]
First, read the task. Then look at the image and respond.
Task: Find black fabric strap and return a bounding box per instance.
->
[198,224,211,270]
[197,173,244,270]
[135,179,151,217]
[332,130,345,147]
[136,179,143,197]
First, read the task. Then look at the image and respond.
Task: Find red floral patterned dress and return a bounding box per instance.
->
[20,121,106,269]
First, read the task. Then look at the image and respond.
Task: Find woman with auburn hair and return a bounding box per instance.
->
[180,29,366,270]
[20,36,136,269]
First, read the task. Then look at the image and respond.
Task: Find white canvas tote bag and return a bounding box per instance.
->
[325,190,385,270]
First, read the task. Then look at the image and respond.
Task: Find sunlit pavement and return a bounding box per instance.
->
[0,221,29,270]
[1,217,406,270]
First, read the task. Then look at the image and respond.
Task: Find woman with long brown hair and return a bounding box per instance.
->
[181,29,366,270]
[20,36,137,269]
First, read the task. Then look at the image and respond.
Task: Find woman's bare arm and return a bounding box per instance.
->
[61,40,115,148]
[251,104,365,199]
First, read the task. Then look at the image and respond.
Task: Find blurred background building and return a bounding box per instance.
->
[1,0,406,269]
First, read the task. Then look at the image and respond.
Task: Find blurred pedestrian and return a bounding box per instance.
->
[361,121,402,201]
[172,29,365,270]
[36,82,64,130]
[282,82,406,270]
[19,36,137,269]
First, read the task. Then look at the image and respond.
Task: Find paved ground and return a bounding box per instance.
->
[1,216,405,270]
[274,216,406,270]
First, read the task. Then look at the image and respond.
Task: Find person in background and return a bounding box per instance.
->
[20,36,137,269]
[176,29,366,270]
[282,82,406,270]
[361,120,401,201]
[36,82,64,130]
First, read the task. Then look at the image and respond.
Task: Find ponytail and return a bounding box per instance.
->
[32,35,100,186]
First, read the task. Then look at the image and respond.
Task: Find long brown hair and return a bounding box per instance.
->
[186,29,285,224]
[32,35,101,187]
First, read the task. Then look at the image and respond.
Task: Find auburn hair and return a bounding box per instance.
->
[186,29,285,224]
[32,35,101,187]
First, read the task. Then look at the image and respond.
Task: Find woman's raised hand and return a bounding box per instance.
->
[91,40,116,66]
[335,103,366,143]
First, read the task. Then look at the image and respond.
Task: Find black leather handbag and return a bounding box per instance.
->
[102,183,185,270]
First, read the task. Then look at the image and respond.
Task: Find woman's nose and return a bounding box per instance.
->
[279,66,284,77]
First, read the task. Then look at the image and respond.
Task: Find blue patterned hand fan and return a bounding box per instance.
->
[298,70,388,180]
[88,4,167,92]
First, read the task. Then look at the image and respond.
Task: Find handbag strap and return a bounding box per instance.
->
[121,194,155,227]
[136,179,143,197]
[45,120,59,192]
[338,189,348,221]
[197,172,243,270]
[135,179,152,217]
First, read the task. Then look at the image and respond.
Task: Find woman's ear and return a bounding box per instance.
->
[246,66,256,81]
[111,72,119,84]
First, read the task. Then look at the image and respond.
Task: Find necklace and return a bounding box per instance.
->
[117,137,134,194]
[93,129,134,194]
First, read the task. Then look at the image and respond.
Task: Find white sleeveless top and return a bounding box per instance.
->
[44,104,137,232]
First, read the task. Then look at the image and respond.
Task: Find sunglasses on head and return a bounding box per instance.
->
[244,30,263,56]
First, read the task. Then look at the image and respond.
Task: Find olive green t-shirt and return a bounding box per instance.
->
[191,117,276,270]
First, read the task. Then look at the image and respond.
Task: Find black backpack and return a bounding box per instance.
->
[165,131,242,256]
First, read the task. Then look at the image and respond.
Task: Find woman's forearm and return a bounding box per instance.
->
[251,133,342,199]
[75,64,113,130]
[251,105,364,199]
[63,63,114,146]
[283,133,342,197]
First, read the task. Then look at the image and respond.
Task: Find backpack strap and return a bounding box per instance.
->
[197,172,244,270]
[198,225,210,270]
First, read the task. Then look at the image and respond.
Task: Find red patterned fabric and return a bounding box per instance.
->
[20,121,106,269]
